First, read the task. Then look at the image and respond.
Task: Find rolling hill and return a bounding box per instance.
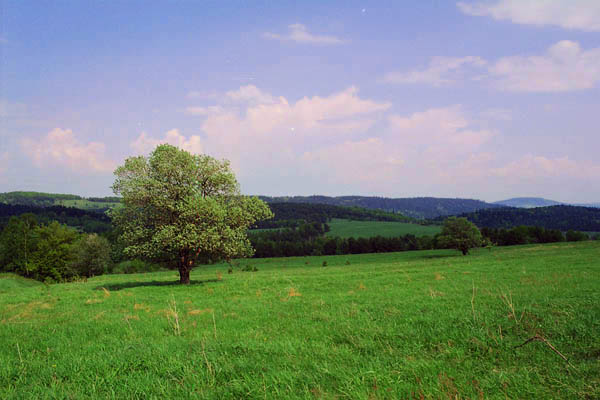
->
[259,195,502,219]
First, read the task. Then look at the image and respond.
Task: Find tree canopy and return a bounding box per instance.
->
[437,217,483,255]
[110,144,272,284]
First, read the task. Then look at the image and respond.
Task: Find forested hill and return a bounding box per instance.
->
[0,203,112,233]
[0,191,120,212]
[447,205,600,232]
[259,195,502,219]
[253,202,412,229]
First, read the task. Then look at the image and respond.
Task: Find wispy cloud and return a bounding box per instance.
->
[263,23,345,45]
[383,41,600,92]
[457,0,600,32]
[490,40,600,92]
[21,128,116,173]
[382,56,487,86]
[492,154,600,180]
[130,129,204,155]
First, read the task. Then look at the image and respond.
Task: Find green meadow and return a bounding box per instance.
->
[326,218,441,238]
[1,242,599,399]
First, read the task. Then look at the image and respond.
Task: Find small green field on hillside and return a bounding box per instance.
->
[56,199,120,211]
[1,242,599,399]
[325,218,441,238]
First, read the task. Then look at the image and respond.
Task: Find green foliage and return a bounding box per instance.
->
[0,213,39,275]
[437,217,483,255]
[0,242,598,398]
[566,230,589,242]
[29,221,80,282]
[70,233,112,277]
[0,214,107,282]
[110,144,272,283]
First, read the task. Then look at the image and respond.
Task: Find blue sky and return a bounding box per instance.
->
[1,0,599,202]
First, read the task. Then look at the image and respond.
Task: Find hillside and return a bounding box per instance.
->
[450,205,600,232]
[254,202,413,229]
[259,195,501,219]
[0,191,120,213]
[0,203,113,233]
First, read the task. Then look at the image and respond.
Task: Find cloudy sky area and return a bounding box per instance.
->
[1,0,599,202]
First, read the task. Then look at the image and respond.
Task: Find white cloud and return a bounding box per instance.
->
[301,138,404,185]
[225,85,276,104]
[130,129,204,155]
[458,0,600,32]
[383,41,600,92]
[491,154,600,179]
[489,40,600,92]
[383,56,486,86]
[263,23,344,45]
[185,106,224,116]
[21,128,115,173]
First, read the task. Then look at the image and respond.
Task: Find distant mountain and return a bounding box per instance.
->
[449,205,600,232]
[493,197,563,208]
[494,197,600,209]
[259,195,502,219]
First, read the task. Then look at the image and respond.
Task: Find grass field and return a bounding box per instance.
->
[1,242,599,398]
[56,199,120,211]
[326,218,441,238]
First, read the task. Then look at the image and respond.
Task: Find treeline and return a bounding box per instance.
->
[248,222,595,258]
[254,202,411,229]
[449,205,600,232]
[481,226,592,246]
[0,191,82,207]
[260,195,501,219]
[0,213,112,282]
[0,204,112,233]
[0,191,121,209]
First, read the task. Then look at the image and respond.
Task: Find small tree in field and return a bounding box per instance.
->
[437,217,482,255]
[110,144,273,284]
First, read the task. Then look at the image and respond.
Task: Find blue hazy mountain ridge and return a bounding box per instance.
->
[494,197,600,209]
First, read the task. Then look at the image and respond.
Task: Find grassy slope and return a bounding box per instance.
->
[56,199,120,211]
[326,218,441,238]
[1,242,599,399]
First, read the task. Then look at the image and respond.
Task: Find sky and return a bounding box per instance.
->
[1,0,599,203]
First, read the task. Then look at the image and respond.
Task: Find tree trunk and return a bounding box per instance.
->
[179,267,191,284]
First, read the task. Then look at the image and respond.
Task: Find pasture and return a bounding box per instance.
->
[1,242,599,398]
[325,218,441,238]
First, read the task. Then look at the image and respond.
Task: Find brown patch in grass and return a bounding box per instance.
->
[123,314,140,321]
[188,308,214,316]
[85,299,103,305]
[434,273,444,280]
[358,283,366,290]
[428,287,444,298]
[134,303,150,312]
[288,287,301,297]
[256,290,262,298]
[216,271,223,281]
[101,287,111,297]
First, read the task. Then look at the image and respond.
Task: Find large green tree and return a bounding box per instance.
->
[110,144,273,284]
[437,217,483,255]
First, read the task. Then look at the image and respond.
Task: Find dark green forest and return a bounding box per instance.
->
[447,205,600,232]
[260,195,502,219]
